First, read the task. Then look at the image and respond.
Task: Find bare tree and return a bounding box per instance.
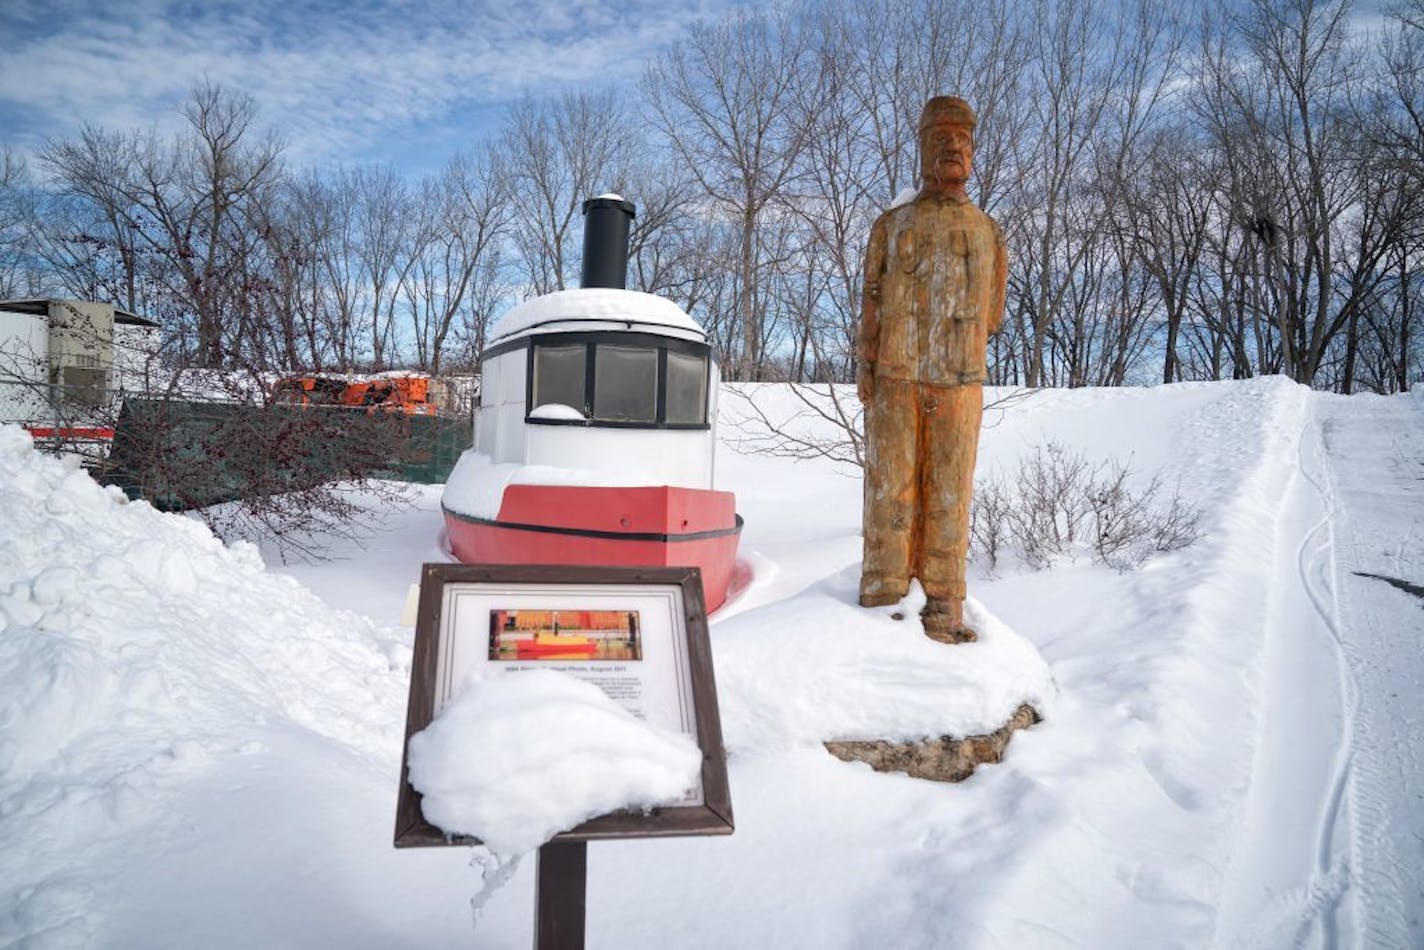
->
[1353,0,1424,391]
[499,90,639,296]
[1103,124,1213,383]
[13,0,1423,394]
[1195,0,1377,386]
[1013,0,1183,387]
[43,82,284,368]
[622,155,708,298]
[261,173,337,370]
[782,8,886,383]
[353,164,416,369]
[643,9,815,380]
[307,168,363,369]
[645,216,744,363]
[295,164,420,371]
[0,150,40,299]
[404,148,509,373]
[162,81,282,366]
[36,127,151,312]
[1379,0,1424,183]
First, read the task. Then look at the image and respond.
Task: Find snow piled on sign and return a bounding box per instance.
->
[407,670,701,856]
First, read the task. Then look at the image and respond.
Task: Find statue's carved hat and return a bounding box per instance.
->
[920,96,977,130]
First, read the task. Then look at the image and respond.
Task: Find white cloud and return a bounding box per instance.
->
[0,0,743,168]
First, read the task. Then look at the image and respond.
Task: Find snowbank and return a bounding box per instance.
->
[407,669,701,856]
[0,425,413,945]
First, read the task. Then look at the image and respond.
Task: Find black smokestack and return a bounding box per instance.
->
[580,194,636,289]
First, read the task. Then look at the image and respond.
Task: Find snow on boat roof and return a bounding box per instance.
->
[488,288,707,346]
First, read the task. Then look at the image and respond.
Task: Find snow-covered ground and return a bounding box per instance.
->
[2,378,1421,948]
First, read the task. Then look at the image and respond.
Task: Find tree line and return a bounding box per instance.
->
[0,0,1419,394]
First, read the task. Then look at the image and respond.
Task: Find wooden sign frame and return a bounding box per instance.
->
[394,563,734,848]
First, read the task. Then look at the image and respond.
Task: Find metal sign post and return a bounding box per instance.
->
[535,840,587,949]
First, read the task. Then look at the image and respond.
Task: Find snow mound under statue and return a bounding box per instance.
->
[712,568,1055,781]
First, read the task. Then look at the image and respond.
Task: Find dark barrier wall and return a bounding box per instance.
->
[102,399,472,511]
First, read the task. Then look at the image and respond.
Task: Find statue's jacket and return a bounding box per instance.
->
[861,195,1006,386]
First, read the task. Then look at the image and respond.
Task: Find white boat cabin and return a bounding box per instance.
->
[473,287,720,490]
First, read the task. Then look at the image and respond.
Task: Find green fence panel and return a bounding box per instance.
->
[397,414,474,484]
[101,399,473,511]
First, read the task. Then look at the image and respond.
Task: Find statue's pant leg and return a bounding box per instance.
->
[917,383,981,603]
[860,378,916,606]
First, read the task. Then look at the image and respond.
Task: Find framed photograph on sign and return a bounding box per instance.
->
[393,564,734,848]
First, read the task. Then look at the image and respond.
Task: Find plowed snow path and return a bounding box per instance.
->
[1317,393,1424,947]
[1217,392,1424,949]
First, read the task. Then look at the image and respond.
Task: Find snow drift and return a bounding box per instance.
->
[0,425,414,946]
[4,375,1416,949]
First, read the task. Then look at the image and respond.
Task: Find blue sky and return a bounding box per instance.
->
[0,0,747,176]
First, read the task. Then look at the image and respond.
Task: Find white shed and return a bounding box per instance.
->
[0,298,161,432]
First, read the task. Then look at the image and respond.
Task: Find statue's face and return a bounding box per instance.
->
[920,120,973,192]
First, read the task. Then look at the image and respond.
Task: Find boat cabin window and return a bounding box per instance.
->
[526,333,711,428]
[532,343,586,416]
[665,350,709,424]
[594,345,658,423]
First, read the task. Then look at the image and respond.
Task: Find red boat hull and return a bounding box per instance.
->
[444,484,743,611]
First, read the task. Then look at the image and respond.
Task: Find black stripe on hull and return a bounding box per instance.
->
[442,505,744,544]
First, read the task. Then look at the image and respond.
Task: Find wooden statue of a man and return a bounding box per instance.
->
[857,96,1007,644]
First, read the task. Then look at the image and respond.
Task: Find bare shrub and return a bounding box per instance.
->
[723,384,1037,474]
[969,471,1011,571]
[1151,493,1203,553]
[102,389,415,560]
[1005,485,1054,570]
[17,360,422,561]
[1003,442,1095,568]
[974,441,1202,572]
[721,383,865,469]
[1087,462,1160,572]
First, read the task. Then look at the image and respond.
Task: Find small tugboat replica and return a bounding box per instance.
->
[441,195,743,610]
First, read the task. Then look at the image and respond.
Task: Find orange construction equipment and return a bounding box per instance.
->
[272,373,439,415]
[341,376,437,415]
[271,375,347,407]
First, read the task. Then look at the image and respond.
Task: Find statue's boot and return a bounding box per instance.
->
[859,575,908,608]
[921,597,977,644]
